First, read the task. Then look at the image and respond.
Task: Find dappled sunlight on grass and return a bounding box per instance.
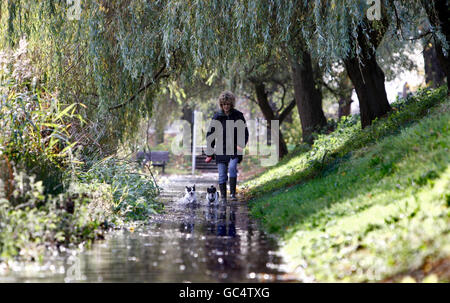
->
[244,87,448,198]
[245,87,449,281]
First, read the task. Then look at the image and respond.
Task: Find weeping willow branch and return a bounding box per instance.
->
[144,164,160,196]
[108,65,167,111]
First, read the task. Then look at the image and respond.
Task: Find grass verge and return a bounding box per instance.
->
[243,86,449,282]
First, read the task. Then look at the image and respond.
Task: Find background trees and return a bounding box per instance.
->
[1,0,448,161]
[245,57,296,158]
[420,0,450,86]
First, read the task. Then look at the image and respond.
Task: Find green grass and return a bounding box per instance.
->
[243,87,448,196]
[244,86,450,282]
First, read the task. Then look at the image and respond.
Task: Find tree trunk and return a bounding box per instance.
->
[344,53,391,128]
[422,0,450,87]
[290,49,327,143]
[182,105,194,149]
[423,42,446,88]
[337,76,353,120]
[343,15,391,128]
[253,81,289,159]
[278,131,288,159]
[155,124,165,145]
[435,41,450,88]
[338,98,352,119]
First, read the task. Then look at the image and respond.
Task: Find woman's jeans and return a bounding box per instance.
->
[218,157,239,184]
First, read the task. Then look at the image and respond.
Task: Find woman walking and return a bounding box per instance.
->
[205,91,249,202]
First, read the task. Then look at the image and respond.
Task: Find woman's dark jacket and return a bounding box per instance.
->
[205,108,249,164]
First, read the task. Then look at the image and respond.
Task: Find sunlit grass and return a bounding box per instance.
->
[243,86,448,198]
[244,87,449,281]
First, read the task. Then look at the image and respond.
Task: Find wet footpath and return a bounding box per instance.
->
[0,173,297,282]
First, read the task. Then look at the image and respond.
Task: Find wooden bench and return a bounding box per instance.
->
[136,151,169,173]
[194,146,217,171]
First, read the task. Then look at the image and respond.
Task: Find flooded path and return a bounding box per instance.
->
[0,173,296,282]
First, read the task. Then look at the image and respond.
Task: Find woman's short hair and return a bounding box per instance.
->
[218,91,236,109]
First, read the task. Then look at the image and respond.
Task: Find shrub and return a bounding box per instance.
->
[78,157,162,221]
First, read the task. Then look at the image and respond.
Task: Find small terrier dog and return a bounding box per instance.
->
[182,185,197,204]
[206,185,219,204]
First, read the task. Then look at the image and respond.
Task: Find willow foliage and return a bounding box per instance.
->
[0,0,442,155]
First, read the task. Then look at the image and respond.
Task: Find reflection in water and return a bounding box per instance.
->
[203,203,239,280]
[0,175,294,282]
[204,203,237,237]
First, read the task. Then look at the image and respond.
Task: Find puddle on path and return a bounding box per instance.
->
[0,173,297,282]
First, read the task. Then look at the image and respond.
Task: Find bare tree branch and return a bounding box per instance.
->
[243,93,258,105]
[318,79,346,100]
[108,65,166,111]
[270,78,287,116]
[278,98,296,123]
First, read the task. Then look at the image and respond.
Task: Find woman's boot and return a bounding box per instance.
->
[219,183,227,202]
[229,177,237,201]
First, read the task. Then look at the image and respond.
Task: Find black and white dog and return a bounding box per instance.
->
[182,185,197,204]
[206,185,219,204]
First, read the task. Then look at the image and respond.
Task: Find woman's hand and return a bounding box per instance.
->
[205,156,213,163]
[237,146,244,154]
